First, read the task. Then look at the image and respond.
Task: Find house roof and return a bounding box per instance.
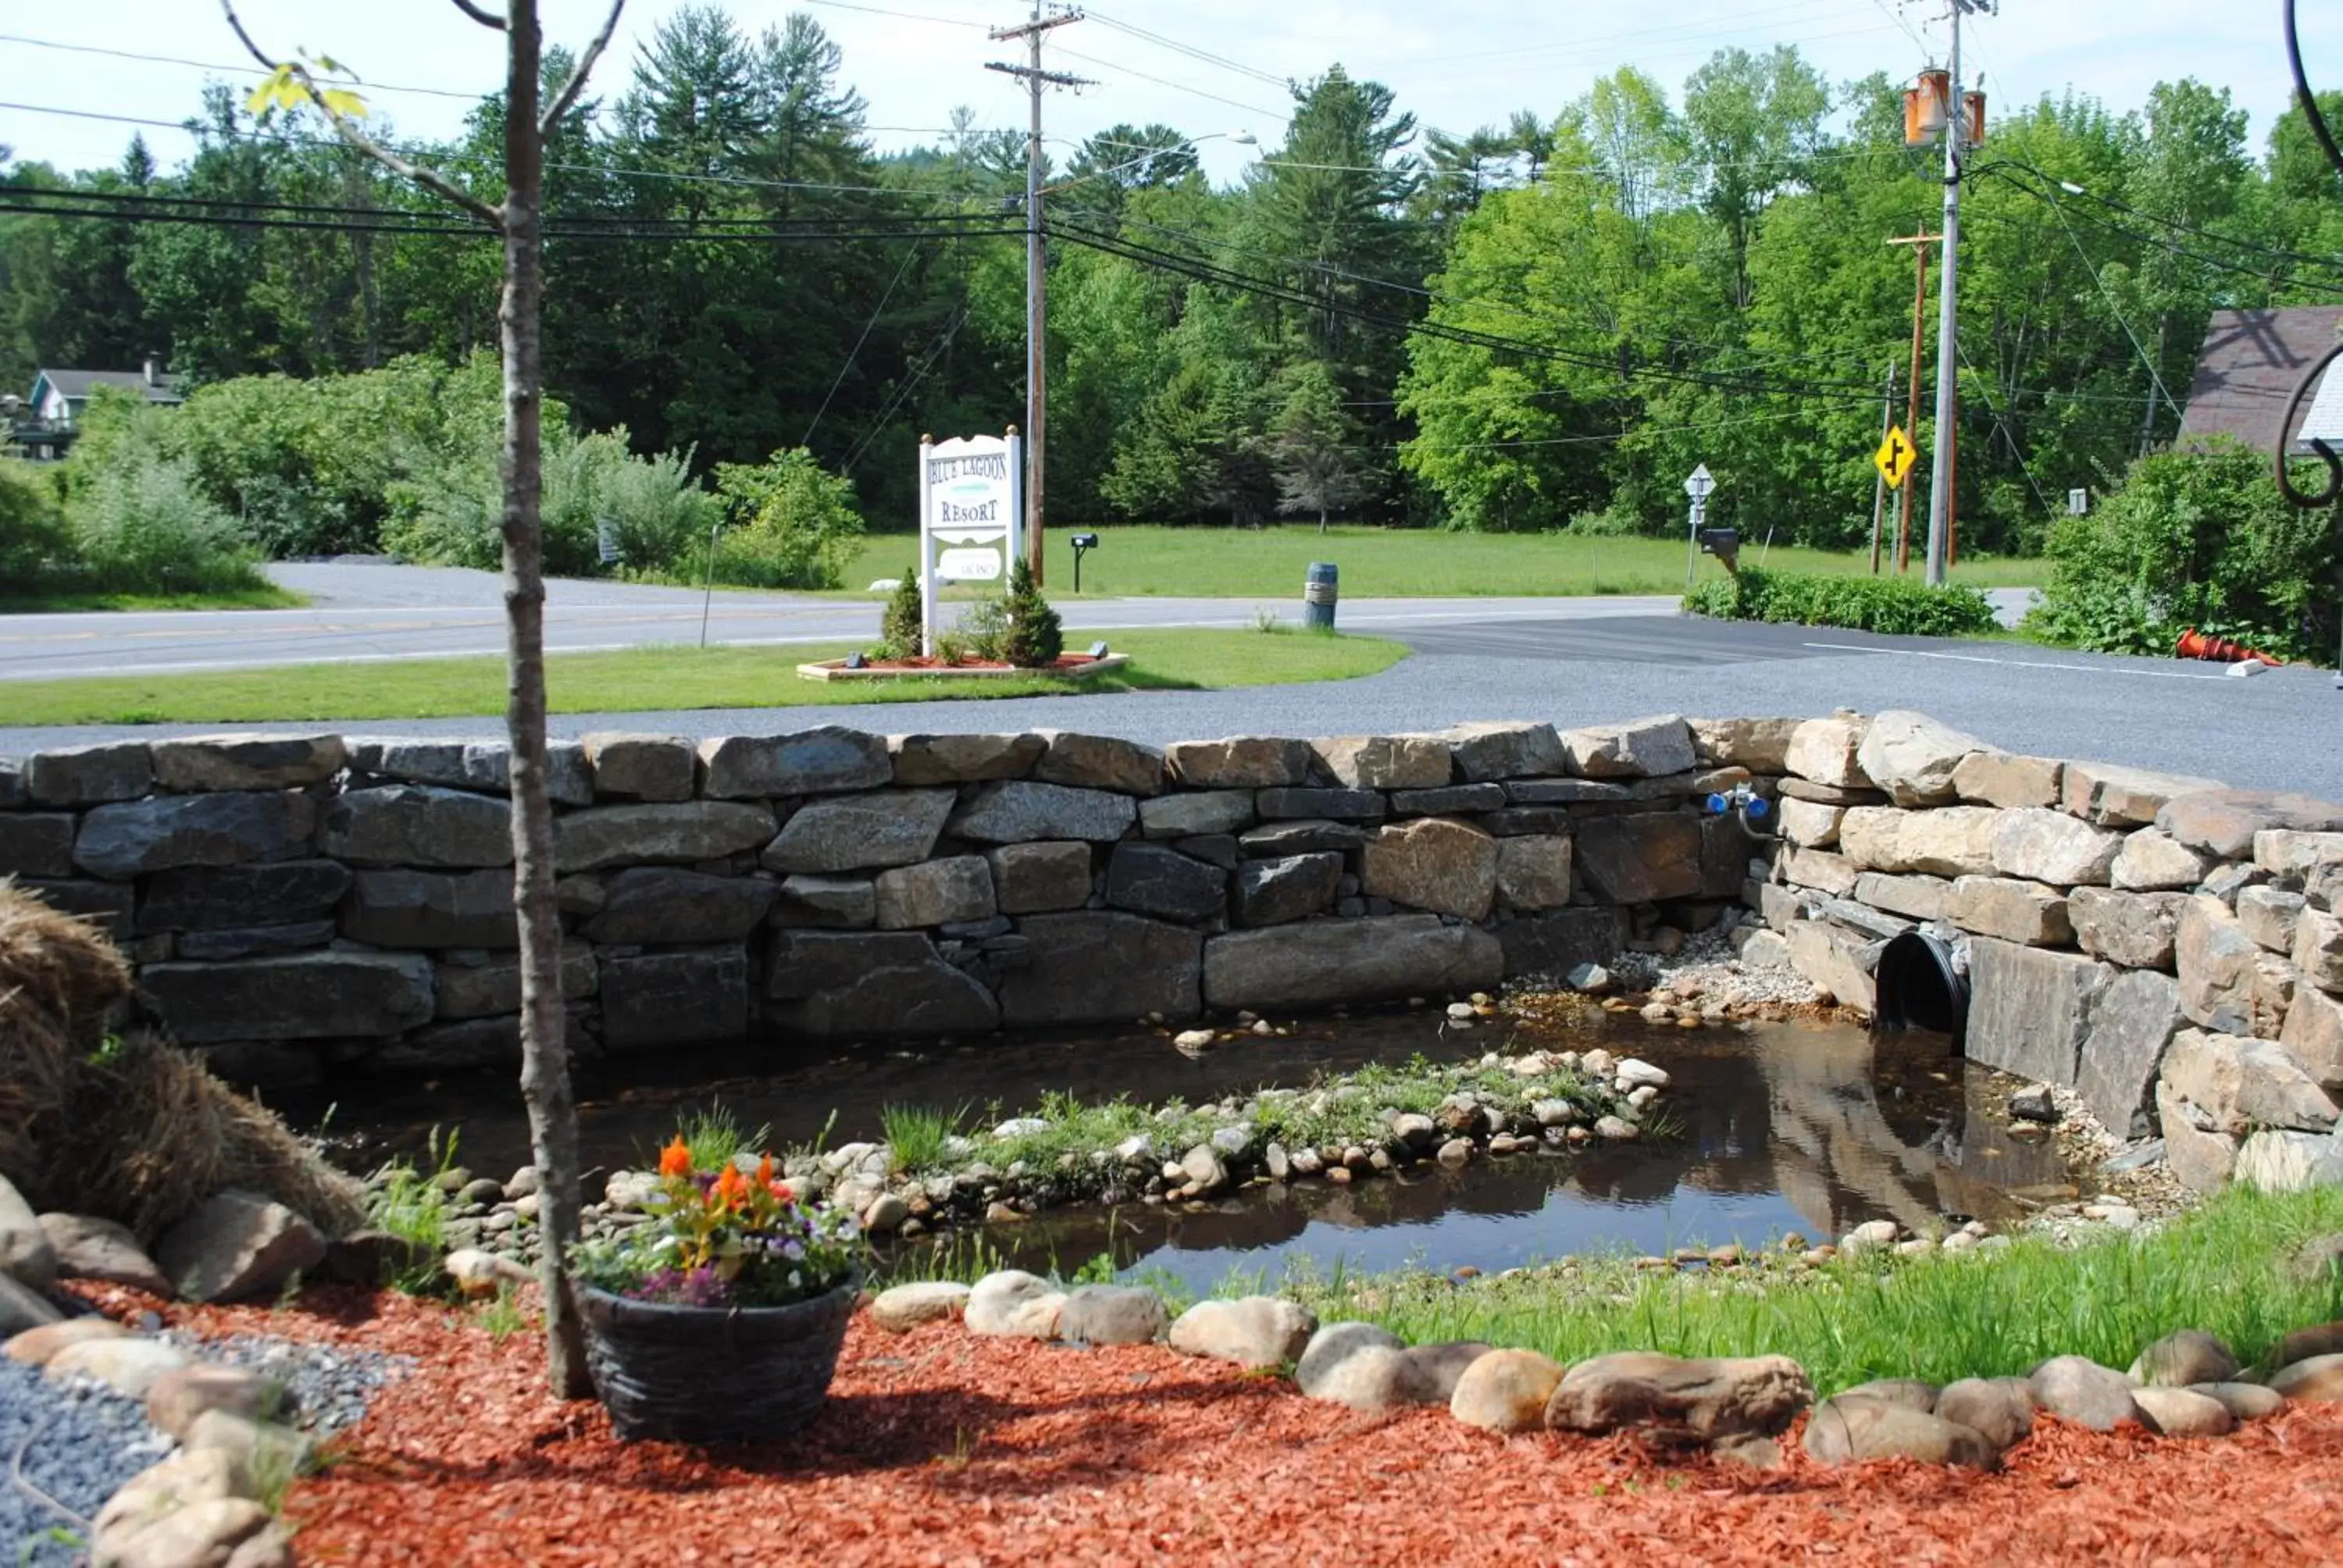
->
[31,369,184,406]
[2177,307,2343,454]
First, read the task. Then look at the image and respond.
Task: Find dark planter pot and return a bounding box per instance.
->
[579,1278,858,1443]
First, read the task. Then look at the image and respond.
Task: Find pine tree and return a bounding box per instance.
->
[999,554,1063,668]
[879,565,921,656]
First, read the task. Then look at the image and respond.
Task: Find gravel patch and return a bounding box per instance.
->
[1,1356,173,1567]
[155,1332,413,1437]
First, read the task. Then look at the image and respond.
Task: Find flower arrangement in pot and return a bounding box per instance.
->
[576,1135,865,1443]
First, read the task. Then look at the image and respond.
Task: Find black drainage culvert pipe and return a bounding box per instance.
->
[1872,930,1970,1041]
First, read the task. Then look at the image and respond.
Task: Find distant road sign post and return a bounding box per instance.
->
[1682,464,1715,589]
[1874,426,1917,490]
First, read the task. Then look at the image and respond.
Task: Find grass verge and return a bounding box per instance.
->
[829,526,2041,601]
[0,627,1407,725]
[1294,1182,2343,1395]
[0,585,306,612]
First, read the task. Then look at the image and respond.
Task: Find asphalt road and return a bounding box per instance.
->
[0,561,1689,682]
[1,564,2333,796]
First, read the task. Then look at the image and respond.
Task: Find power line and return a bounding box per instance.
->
[1080,9,1289,88]
[1051,47,1290,124]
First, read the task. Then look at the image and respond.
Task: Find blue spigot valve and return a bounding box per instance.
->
[1702,783,1771,826]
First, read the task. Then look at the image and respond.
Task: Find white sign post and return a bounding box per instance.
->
[1682,463,1715,589]
[918,431,1024,657]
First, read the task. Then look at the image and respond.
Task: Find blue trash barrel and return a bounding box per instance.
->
[1303,561,1339,630]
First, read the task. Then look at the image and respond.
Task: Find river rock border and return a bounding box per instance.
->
[868,1266,2343,1470]
[3,711,2338,1202]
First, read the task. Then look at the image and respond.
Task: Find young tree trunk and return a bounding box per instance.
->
[1318,507,1328,534]
[498,0,593,1400]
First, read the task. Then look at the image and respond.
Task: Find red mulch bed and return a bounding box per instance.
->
[79,1285,2343,1566]
[837,654,1103,672]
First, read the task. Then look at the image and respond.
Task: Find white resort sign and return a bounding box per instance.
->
[918,431,1023,656]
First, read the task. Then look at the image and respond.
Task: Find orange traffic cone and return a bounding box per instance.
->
[2176,628,2284,665]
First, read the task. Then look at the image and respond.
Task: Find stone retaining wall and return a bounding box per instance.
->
[5,711,2339,1197]
[1754,711,2343,1194]
[0,719,1757,1086]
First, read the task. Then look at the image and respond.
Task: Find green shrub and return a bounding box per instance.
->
[55,408,269,597]
[0,460,72,585]
[997,555,1064,667]
[2027,443,2339,664]
[1685,565,1998,637]
[878,566,922,657]
[709,447,865,590]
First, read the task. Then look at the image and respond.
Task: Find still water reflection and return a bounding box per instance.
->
[301,1007,2074,1294]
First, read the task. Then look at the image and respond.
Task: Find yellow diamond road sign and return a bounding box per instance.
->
[1874,426,1917,487]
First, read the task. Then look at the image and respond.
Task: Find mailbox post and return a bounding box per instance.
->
[1070,532,1099,593]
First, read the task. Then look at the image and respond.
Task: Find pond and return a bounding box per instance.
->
[298,1006,2081,1295]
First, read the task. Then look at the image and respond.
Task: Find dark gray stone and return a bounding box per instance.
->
[1389,784,1507,815]
[0,814,76,877]
[1032,732,1165,796]
[1446,722,1565,782]
[1574,813,1704,903]
[1503,779,1632,805]
[76,791,316,880]
[1238,820,1371,856]
[1256,788,1387,821]
[2074,968,2182,1135]
[341,868,518,948]
[601,946,749,1049]
[759,789,955,874]
[1164,737,1313,789]
[1106,843,1228,923]
[875,857,997,928]
[432,946,597,1020]
[349,738,590,805]
[367,1017,523,1073]
[1496,907,1628,980]
[772,874,877,928]
[150,733,345,793]
[950,780,1137,843]
[766,930,1000,1038]
[177,921,338,961]
[1963,937,2115,1089]
[552,801,777,873]
[144,951,435,1042]
[24,742,152,806]
[139,859,351,932]
[1234,853,1343,927]
[1177,836,1239,871]
[1203,915,1503,1010]
[698,728,890,798]
[20,878,134,941]
[586,868,780,944]
[580,732,696,802]
[0,758,23,809]
[887,732,1047,786]
[1136,790,1257,839]
[319,786,509,869]
[1479,807,1580,838]
[986,842,1093,914]
[997,912,1203,1025]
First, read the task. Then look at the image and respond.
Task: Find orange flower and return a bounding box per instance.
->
[658,1136,693,1178]
[712,1164,750,1210]
[755,1154,776,1188]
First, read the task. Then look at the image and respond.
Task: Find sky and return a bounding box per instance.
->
[2,0,2338,184]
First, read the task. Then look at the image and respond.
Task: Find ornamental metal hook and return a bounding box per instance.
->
[2277,1,2343,508]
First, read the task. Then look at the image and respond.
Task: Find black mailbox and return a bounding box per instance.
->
[1069,533,1100,592]
[1697,527,1739,572]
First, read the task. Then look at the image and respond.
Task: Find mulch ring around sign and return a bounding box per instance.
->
[97,1285,2343,1568]
[796,652,1129,682]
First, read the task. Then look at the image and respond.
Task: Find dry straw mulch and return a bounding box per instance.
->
[0,878,365,1240]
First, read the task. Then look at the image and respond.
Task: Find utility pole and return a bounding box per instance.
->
[987,4,1089,587]
[1922,0,1995,586]
[1870,361,1895,574]
[1885,231,1939,574]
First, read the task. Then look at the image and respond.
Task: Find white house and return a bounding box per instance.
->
[12,358,183,458]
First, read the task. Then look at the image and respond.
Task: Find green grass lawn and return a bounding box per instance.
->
[0,585,307,613]
[0,627,1406,725]
[833,526,2042,601]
